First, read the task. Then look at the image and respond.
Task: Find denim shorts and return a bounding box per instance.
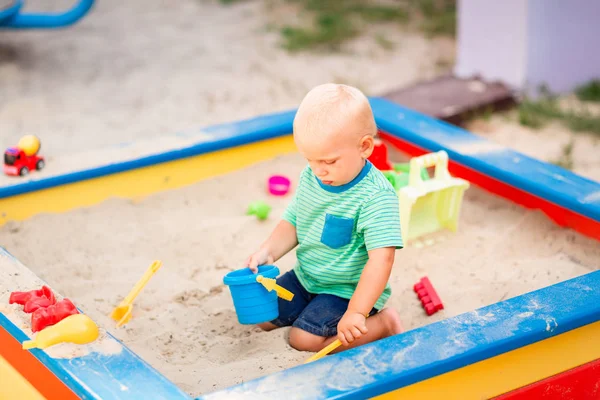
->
[270,270,378,337]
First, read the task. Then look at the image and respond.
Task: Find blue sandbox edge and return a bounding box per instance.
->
[0,99,598,224]
[0,245,192,400]
[0,313,192,399]
[0,109,296,199]
[0,99,599,398]
[199,271,600,399]
[0,312,192,400]
[369,97,600,222]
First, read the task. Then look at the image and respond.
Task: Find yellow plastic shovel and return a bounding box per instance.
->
[303,313,371,364]
[398,151,470,242]
[256,275,294,301]
[110,260,162,328]
[304,339,342,364]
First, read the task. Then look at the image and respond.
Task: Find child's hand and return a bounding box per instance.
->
[337,311,368,346]
[245,248,274,273]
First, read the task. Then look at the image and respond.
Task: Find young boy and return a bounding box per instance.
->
[245,83,403,353]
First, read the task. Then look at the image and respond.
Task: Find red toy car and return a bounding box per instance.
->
[4,135,45,177]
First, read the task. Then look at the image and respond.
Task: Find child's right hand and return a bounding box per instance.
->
[245,248,274,273]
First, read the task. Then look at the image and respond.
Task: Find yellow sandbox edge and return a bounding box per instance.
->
[0,135,296,225]
[375,320,600,399]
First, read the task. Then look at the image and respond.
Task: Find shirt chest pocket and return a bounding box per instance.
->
[320,214,355,249]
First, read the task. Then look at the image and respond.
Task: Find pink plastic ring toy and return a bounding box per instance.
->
[268,175,291,196]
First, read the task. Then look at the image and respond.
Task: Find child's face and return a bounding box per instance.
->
[296,128,374,187]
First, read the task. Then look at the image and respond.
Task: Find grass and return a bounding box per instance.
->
[517,88,600,136]
[218,0,457,51]
[551,140,575,170]
[277,0,455,52]
[281,13,358,52]
[416,0,457,37]
[575,79,600,102]
[279,0,409,52]
[518,97,559,129]
[348,3,410,23]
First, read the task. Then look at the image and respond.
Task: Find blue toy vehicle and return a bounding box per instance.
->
[0,0,94,29]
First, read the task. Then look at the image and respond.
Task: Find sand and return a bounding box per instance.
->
[1,151,599,397]
[1,0,600,397]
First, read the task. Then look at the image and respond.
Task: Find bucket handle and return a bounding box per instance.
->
[256,275,294,301]
[408,151,451,189]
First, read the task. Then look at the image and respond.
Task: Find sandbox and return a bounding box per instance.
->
[1,98,599,399]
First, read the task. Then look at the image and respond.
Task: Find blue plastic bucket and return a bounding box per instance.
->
[223,265,280,325]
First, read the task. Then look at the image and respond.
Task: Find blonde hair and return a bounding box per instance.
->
[293,84,377,141]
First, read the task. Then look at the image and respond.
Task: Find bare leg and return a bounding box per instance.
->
[331,308,403,353]
[288,308,403,353]
[258,322,278,331]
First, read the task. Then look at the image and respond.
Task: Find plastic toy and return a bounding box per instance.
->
[256,275,294,301]
[304,312,371,364]
[246,200,271,221]
[0,0,94,29]
[398,151,470,241]
[31,298,79,333]
[382,170,403,191]
[22,313,99,350]
[368,139,393,171]
[393,162,431,181]
[111,260,162,328]
[414,276,444,316]
[223,265,293,325]
[3,135,45,177]
[268,175,291,196]
[304,339,342,364]
[9,285,56,313]
[383,165,430,191]
[370,139,430,191]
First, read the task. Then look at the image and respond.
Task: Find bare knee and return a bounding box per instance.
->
[289,327,327,352]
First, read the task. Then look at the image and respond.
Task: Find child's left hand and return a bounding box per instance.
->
[337,311,368,346]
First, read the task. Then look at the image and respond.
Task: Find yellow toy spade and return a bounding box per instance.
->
[111,260,163,328]
[304,313,370,364]
[23,314,99,350]
[304,339,342,364]
[256,275,294,301]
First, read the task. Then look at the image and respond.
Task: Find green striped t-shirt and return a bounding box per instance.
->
[282,160,403,310]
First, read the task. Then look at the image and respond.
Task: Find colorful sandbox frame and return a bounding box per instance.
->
[1,98,599,399]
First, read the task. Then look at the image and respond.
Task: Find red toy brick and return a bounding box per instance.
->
[23,295,56,314]
[31,298,79,333]
[414,277,444,316]
[368,139,393,171]
[9,285,57,313]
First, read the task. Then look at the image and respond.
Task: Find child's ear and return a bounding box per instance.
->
[360,135,375,158]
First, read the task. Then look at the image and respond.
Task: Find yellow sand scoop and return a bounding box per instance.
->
[110,260,162,328]
[398,151,469,242]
